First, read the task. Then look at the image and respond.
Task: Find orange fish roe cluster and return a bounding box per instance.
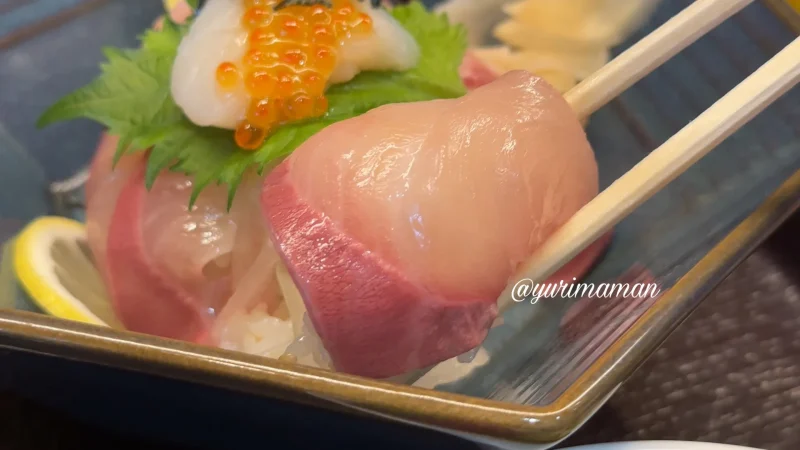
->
[215,0,374,150]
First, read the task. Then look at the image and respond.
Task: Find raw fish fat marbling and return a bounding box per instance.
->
[261,71,605,378]
[87,138,290,346]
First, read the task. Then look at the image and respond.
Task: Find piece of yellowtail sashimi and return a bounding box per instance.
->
[171,0,420,130]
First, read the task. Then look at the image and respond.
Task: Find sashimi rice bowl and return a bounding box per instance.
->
[17,0,660,383]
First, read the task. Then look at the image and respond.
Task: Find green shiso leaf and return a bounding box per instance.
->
[38,3,468,208]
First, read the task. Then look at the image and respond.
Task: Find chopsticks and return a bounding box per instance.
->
[410,0,771,382]
[566,0,754,118]
[496,35,800,315]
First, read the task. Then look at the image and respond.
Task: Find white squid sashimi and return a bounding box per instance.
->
[171,0,419,130]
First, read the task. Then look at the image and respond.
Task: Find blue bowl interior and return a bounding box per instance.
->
[0,0,799,406]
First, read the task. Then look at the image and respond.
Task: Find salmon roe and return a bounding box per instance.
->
[216,0,374,150]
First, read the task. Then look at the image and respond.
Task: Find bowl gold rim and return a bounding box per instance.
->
[1,2,799,446]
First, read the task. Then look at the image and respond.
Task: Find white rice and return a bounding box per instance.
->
[217,301,295,359]
[219,263,497,386]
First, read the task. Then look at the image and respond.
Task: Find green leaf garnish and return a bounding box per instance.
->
[38,3,468,207]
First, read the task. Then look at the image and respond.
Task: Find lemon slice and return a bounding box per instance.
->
[13,216,121,328]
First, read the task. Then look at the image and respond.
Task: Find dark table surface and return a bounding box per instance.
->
[557,212,800,449]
